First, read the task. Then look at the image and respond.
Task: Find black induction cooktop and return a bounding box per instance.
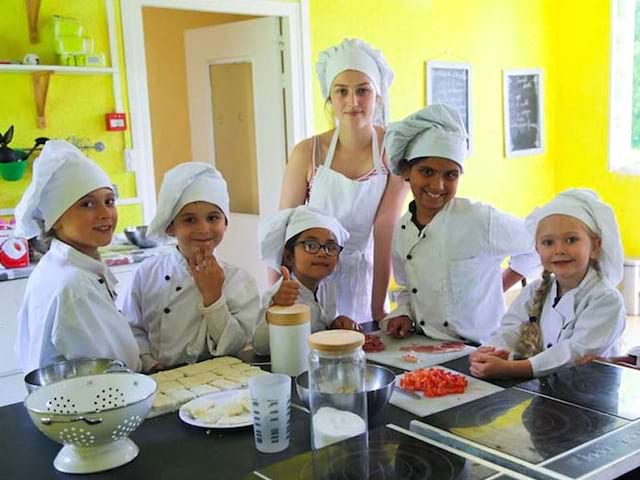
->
[249,425,507,480]
[516,361,640,420]
[421,388,627,465]
[439,356,532,389]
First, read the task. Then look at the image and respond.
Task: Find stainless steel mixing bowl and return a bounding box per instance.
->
[295,365,396,420]
[124,225,157,248]
[24,358,129,393]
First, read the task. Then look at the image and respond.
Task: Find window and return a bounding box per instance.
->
[610,0,640,173]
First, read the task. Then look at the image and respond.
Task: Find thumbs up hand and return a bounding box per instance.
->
[272,266,300,306]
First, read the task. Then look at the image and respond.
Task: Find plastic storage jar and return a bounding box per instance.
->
[268,304,311,377]
[308,330,367,450]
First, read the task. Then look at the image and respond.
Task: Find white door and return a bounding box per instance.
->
[185,17,288,292]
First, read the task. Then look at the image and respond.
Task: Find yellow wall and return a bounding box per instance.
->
[141,8,256,192]
[2,0,638,256]
[310,0,556,219]
[0,0,141,229]
[550,0,640,256]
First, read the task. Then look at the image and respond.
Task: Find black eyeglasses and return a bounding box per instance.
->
[295,239,343,257]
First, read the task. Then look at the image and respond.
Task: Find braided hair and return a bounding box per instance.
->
[516,270,552,359]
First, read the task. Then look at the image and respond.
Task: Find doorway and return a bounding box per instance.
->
[121,0,312,290]
[184,17,286,289]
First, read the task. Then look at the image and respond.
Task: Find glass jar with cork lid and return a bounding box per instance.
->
[267,304,311,377]
[308,330,367,450]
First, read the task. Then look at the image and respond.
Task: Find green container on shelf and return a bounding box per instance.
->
[0,149,29,181]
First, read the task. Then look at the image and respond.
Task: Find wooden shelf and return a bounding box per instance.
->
[8,0,123,128]
[0,65,114,128]
[0,64,115,75]
[26,0,41,43]
[32,71,51,128]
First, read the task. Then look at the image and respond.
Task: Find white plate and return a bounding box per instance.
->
[179,389,253,429]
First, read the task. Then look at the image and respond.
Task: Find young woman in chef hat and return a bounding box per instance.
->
[279,38,407,324]
[253,205,358,354]
[120,163,259,372]
[470,189,626,378]
[14,140,141,372]
[380,104,540,345]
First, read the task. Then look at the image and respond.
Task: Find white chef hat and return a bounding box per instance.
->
[384,104,468,175]
[525,189,624,286]
[316,38,394,125]
[258,206,349,271]
[148,162,230,239]
[14,140,113,239]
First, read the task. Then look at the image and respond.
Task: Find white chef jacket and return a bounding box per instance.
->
[253,276,336,355]
[121,248,259,368]
[16,239,141,373]
[379,198,539,344]
[487,268,625,377]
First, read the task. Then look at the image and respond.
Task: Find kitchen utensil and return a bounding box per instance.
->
[268,304,310,377]
[389,367,503,417]
[24,357,129,393]
[0,156,28,181]
[364,332,476,371]
[24,372,156,474]
[22,136,49,161]
[296,365,396,420]
[248,374,291,453]
[0,236,29,268]
[23,53,40,65]
[124,225,157,248]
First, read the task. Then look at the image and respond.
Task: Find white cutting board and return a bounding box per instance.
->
[365,331,476,371]
[389,367,504,417]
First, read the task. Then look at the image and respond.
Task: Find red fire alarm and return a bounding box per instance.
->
[105,113,127,131]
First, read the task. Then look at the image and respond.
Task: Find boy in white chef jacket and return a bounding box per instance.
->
[379,104,539,345]
[253,206,358,354]
[14,140,141,372]
[470,189,625,378]
[121,163,259,371]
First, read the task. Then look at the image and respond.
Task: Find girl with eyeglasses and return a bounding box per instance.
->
[253,206,359,354]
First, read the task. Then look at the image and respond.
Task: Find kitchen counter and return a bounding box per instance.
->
[0,240,176,282]
[4,327,640,480]
[0,371,416,480]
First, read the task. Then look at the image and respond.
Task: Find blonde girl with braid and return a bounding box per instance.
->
[470,189,625,379]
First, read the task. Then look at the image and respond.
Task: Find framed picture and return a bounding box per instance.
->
[503,68,544,157]
[426,61,472,153]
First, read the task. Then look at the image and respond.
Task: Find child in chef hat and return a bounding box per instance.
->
[379,104,539,345]
[120,162,259,371]
[14,140,141,372]
[253,205,357,354]
[470,189,625,378]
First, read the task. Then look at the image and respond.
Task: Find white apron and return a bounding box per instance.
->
[308,127,388,322]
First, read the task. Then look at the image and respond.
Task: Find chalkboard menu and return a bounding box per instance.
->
[426,61,472,152]
[503,69,545,157]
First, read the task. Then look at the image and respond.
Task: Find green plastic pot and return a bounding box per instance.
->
[0,150,29,181]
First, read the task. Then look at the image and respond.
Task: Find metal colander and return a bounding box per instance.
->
[24,372,156,474]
